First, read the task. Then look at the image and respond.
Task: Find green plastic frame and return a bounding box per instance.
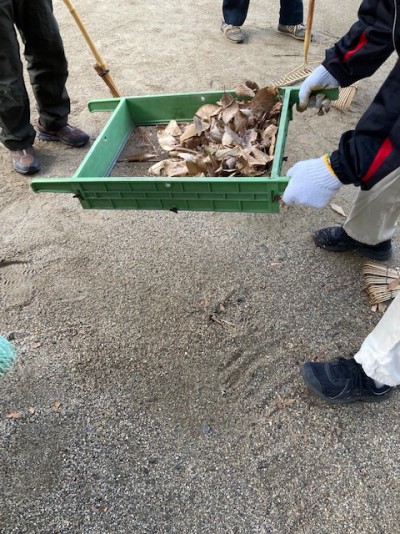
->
[30,87,338,213]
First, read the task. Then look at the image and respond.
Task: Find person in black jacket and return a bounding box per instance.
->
[281,0,400,403]
[221,0,308,43]
[0,0,89,175]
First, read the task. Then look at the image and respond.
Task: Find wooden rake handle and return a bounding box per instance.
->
[62,0,122,97]
[303,0,316,64]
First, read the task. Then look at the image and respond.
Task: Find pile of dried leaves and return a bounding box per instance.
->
[148,82,282,178]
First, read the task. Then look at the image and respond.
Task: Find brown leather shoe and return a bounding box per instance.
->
[36,122,89,147]
[10,146,41,175]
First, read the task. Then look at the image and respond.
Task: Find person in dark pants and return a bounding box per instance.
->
[221,0,308,43]
[0,0,89,175]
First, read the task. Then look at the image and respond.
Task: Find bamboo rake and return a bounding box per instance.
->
[272,0,359,111]
[331,82,359,111]
[62,0,122,98]
[362,262,400,305]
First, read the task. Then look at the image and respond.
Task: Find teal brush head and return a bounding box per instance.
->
[0,336,16,378]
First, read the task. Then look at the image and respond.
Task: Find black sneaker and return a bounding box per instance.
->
[301,358,393,404]
[37,122,89,147]
[10,146,41,175]
[314,226,392,261]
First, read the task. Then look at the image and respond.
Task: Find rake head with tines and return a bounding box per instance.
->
[332,83,360,111]
[362,262,400,306]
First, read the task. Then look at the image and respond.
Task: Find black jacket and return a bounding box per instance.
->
[323,0,400,189]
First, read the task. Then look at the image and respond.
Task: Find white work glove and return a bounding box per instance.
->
[282,155,341,208]
[298,65,340,112]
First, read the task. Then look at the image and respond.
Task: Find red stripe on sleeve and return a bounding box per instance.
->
[343,32,368,61]
[362,137,393,183]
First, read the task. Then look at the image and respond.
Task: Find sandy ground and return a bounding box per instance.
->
[1,1,400,533]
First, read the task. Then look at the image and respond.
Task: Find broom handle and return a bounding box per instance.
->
[63,0,105,67]
[303,0,316,64]
[62,0,122,97]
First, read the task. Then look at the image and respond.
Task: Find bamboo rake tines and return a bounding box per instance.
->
[362,262,400,305]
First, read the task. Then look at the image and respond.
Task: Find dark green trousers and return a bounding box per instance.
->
[0,0,70,150]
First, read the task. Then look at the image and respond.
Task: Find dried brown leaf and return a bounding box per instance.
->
[330,203,346,217]
[218,92,236,108]
[6,410,21,419]
[241,128,258,148]
[235,84,256,98]
[233,110,249,133]
[249,147,272,165]
[207,124,224,143]
[156,129,178,151]
[182,136,204,150]
[250,87,278,117]
[185,157,207,176]
[148,160,167,176]
[195,104,220,121]
[169,147,198,157]
[127,152,158,162]
[270,133,277,156]
[53,401,61,412]
[235,80,260,98]
[165,120,182,137]
[149,159,188,177]
[165,160,189,177]
[215,147,240,161]
[222,127,244,148]
[193,115,210,136]
[221,101,239,124]
[239,148,267,168]
[265,101,283,120]
[262,124,278,141]
[180,123,198,143]
[275,397,296,410]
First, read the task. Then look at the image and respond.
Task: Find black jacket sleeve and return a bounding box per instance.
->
[321,0,400,189]
[323,0,397,87]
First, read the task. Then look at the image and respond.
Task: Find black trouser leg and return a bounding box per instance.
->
[0,0,71,150]
[0,0,35,150]
[279,0,303,25]
[222,0,250,26]
[14,0,70,131]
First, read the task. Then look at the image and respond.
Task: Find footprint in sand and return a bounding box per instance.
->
[0,260,35,309]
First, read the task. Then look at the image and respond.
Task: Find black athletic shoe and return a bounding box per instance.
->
[313,226,392,261]
[301,358,393,404]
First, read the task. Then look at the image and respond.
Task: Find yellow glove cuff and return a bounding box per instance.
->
[322,153,337,177]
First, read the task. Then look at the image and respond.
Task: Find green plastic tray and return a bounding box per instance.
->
[30,87,338,213]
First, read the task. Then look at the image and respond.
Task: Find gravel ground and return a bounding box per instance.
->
[1,1,399,533]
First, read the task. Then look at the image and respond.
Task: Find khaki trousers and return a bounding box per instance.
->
[344,168,400,385]
[343,166,400,245]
